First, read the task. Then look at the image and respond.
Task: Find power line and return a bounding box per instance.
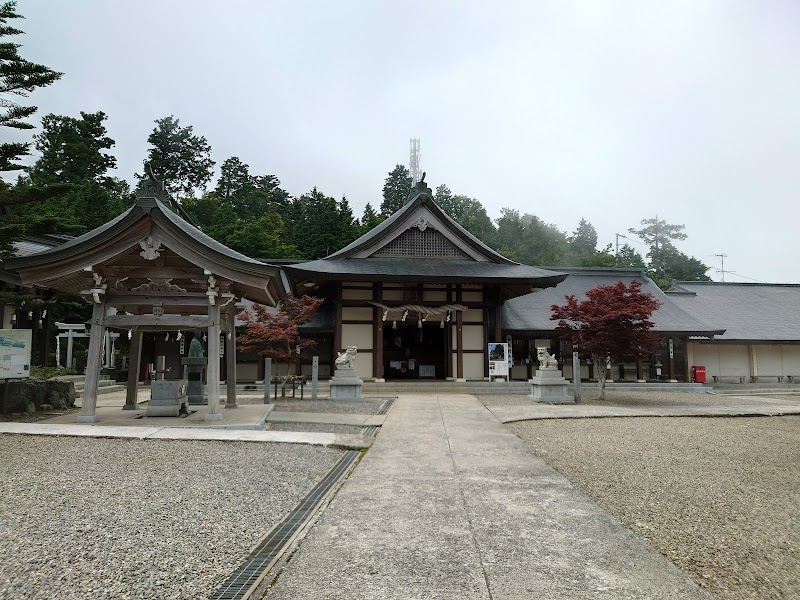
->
[723,271,764,283]
[614,233,645,255]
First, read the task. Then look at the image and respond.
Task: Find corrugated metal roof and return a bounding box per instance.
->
[666,282,800,341]
[503,268,724,336]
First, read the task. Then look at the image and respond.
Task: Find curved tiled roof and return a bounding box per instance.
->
[666,282,800,341]
[4,184,288,302]
[503,268,724,336]
[285,257,566,287]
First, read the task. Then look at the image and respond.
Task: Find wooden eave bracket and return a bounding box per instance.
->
[80,270,107,304]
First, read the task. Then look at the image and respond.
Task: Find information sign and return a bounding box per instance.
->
[0,329,32,379]
[488,343,509,378]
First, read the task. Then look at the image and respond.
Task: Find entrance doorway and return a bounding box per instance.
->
[383,321,446,379]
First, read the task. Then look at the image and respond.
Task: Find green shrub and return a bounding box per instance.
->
[29,365,77,380]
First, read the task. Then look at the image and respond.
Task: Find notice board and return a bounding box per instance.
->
[0,329,32,379]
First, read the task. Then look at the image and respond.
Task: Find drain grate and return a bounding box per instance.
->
[211,397,395,599]
[362,398,394,437]
[211,449,361,600]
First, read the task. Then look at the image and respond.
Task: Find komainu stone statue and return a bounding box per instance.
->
[335,346,358,370]
[329,346,363,400]
[188,337,205,358]
[536,347,558,369]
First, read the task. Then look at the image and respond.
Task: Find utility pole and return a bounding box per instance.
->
[409,138,421,185]
[715,254,728,282]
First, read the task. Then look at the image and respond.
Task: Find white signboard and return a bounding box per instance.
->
[488,343,509,378]
[0,329,32,379]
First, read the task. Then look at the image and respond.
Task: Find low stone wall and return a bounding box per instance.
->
[0,380,75,413]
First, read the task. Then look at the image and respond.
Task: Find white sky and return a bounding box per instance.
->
[8,0,800,283]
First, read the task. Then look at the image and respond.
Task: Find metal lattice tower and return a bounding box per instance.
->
[409,138,421,185]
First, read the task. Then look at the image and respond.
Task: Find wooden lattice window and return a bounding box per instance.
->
[374,227,467,258]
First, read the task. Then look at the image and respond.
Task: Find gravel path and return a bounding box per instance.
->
[508,415,800,600]
[0,435,341,599]
[265,422,365,435]
[481,390,800,408]
[268,398,386,414]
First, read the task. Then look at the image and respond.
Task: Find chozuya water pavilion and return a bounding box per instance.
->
[3,167,285,423]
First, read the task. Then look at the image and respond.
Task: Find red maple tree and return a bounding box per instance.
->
[237,293,324,395]
[550,280,661,399]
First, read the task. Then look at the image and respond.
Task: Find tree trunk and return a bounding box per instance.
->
[593,354,607,401]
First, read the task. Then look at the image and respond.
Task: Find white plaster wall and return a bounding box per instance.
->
[754,345,783,376]
[462,308,484,323]
[342,323,373,351]
[781,345,800,375]
[462,291,483,302]
[342,307,373,321]
[463,353,485,379]
[424,290,447,301]
[342,289,373,300]
[691,343,721,378]
[718,345,750,376]
[236,362,259,382]
[382,289,403,301]
[352,351,372,379]
[301,362,331,379]
[462,325,484,351]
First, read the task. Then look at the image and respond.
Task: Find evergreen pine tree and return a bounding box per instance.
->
[0,1,62,172]
[380,164,412,216]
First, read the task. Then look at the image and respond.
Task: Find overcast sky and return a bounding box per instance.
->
[9,1,800,283]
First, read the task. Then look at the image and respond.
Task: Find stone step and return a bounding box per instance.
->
[76,384,126,399]
[73,379,121,393]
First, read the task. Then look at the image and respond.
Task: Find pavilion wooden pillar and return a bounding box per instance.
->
[206,303,223,420]
[225,306,238,408]
[668,337,676,381]
[456,285,464,381]
[373,282,384,381]
[124,327,143,410]
[77,299,107,423]
[334,283,342,355]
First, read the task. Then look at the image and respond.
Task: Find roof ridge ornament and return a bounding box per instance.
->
[135,162,185,215]
[405,171,433,205]
[136,162,170,201]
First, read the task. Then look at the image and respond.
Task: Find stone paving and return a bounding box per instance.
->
[5,389,792,597]
[264,393,712,599]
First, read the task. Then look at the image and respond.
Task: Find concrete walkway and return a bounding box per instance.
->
[265,394,711,599]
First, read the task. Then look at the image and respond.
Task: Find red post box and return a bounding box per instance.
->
[692,366,706,383]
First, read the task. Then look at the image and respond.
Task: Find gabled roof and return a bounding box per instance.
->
[328,180,512,262]
[666,281,800,342]
[3,172,288,305]
[503,267,725,336]
[284,179,567,299]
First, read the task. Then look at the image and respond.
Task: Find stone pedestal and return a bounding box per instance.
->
[181,357,207,405]
[147,380,189,417]
[327,368,364,401]
[529,369,574,404]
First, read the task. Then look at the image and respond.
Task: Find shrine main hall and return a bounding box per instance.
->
[4,171,752,424]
